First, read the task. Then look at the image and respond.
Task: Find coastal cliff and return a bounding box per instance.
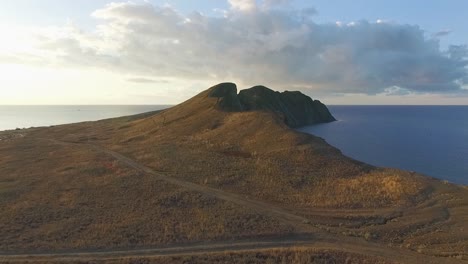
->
[208,82,336,127]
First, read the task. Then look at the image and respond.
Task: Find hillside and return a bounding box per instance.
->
[0,83,467,263]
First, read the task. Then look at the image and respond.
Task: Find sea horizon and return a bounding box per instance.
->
[0,105,170,131]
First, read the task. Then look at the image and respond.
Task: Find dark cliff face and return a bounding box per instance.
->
[208,83,336,128]
[208,82,243,112]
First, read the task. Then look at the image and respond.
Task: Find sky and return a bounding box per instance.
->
[0,0,467,105]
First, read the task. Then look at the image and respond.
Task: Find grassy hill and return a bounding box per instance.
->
[0,83,466,263]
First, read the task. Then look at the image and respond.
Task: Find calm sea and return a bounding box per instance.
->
[299,106,468,185]
[0,105,168,131]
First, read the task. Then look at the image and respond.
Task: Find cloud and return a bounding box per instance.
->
[228,0,257,12]
[379,86,412,96]
[262,0,292,9]
[2,1,467,95]
[432,29,452,38]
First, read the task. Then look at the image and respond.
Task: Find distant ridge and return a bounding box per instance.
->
[207,82,336,127]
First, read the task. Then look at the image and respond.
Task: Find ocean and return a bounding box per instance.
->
[0,105,169,131]
[1,105,467,184]
[299,106,468,185]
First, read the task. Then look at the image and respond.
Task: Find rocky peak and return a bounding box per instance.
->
[207,82,336,127]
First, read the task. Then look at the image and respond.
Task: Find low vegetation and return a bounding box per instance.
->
[0,136,291,252]
[0,84,466,262]
[5,247,394,264]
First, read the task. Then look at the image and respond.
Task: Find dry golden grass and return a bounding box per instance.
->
[305,169,427,208]
[0,247,395,264]
[0,136,291,252]
[117,248,394,264]
[0,84,467,262]
[77,100,428,211]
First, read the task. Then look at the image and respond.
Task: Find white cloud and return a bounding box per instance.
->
[1,1,467,96]
[228,0,257,12]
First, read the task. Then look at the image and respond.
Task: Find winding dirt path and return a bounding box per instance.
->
[91,143,316,233]
[1,236,461,263]
[1,139,462,264]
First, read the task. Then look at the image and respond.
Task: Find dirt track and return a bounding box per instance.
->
[0,139,464,264]
[0,237,457,263]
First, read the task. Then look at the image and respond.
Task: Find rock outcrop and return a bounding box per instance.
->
[208,82,336,127]
[208,82,243,112]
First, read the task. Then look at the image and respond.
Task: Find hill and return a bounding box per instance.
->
[0,83,467,263]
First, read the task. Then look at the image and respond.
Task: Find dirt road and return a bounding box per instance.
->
[1,139,462,264]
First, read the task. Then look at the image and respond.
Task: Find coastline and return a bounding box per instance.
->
[2,105,466,185]
[0,96,467,262]
[299,105,468,185]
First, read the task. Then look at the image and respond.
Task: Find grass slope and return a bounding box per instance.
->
[0,83,467,262]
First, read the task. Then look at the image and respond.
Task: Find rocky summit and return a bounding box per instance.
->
[208,82,336,128]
